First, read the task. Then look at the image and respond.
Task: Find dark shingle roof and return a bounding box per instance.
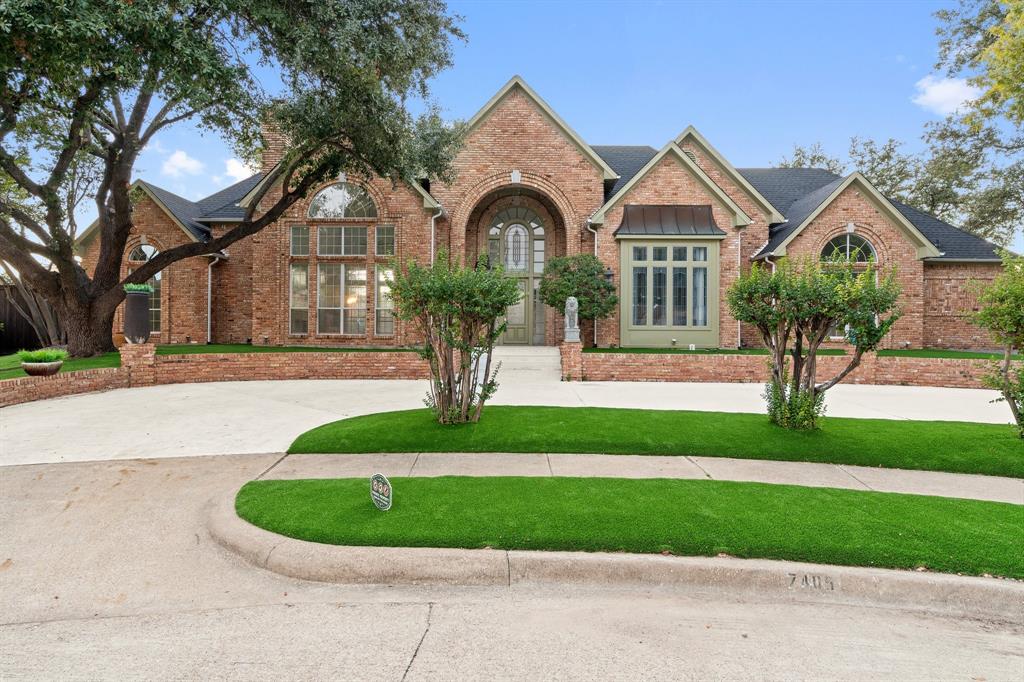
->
[195,173,266,222]
[137,173,265,242]
[891,200,1000,260]
[139,182,211,242]
[736,167,1002,261]
[592,145,658,200]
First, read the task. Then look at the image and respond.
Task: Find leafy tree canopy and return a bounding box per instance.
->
[538,254,617,326]
[0,0,464,355]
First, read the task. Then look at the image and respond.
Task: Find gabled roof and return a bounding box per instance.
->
[675,127,785,224]
[76,174,264,247]
[590,142,753,228]
[738,168,1001,261]
[745,172,941,259]
[466,76,619,181]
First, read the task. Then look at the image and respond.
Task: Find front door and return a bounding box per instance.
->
[488,208,546,344]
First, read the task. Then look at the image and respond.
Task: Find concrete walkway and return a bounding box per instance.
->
[1,378,1016,466]
[260,452,1024,505]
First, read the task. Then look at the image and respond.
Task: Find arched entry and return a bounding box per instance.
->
[464,187,567,345]
[487,206,546,344]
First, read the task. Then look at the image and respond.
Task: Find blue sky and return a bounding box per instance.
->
[140,0,1023,251]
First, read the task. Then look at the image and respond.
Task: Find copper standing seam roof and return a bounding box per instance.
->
[613,205,726,237]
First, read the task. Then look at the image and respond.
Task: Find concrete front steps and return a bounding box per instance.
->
[491,346,562,384]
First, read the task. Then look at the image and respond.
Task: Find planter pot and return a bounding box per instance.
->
[123,290,151,344]
[21,361,63,377]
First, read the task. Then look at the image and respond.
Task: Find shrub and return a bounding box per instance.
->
[973,252,1024,438]
[538,254,617,342]
[389,251,521,424]
[17,348,68,363]
[123,283,154,293]
[727,257,901,429]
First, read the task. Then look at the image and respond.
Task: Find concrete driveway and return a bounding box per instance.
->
[2,454,1021,680]
[1,379,1015,465]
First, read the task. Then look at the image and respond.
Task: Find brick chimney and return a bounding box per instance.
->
[260,119,288,172]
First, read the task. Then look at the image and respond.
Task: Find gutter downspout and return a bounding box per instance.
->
[586,218,600,346]
[207,254,224,343]
[430,206,444,263]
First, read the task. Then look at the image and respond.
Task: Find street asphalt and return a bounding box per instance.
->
[1,454,1022,680]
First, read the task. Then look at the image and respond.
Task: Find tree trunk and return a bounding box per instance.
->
[59,299,117,357]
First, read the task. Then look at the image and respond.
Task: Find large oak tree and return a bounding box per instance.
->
[0,0,464,355]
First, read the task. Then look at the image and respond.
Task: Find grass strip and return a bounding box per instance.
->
[0,351,120,380]
[236,477,1024,579]
[583,346,847,355]
[156,343,417,355]
[289,406,1024,478]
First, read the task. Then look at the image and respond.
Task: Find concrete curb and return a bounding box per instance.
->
[208,495,1024,622]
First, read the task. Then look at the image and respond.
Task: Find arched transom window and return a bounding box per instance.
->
[307,182,378,219]
[487,206,545,275]
[821,233,876,263]
[126,243,162,332]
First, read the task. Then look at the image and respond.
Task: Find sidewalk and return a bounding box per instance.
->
[259,452,1024,505]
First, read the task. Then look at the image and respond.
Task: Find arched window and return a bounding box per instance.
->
[821,233,876,263]
[126,244,162,332]
[307,182,378,219]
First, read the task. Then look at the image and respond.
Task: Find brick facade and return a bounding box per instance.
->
[78,77,1001,356]
[0,345,429,408]
[559,343,990,390]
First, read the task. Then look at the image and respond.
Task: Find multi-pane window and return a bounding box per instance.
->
[307,182,377,219]
[343,267,367,334]
[629,243,711,328]
[317,263,343,334]
[127,244,161,333]
[821,233,875,263]
[289,263,308,334]
[290,226,309,256]
[318,226,367,256]
[376,266,394,336]
[376,225,395,256]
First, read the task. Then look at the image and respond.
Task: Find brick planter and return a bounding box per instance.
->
[1,345,430,408]
[562,346,991,390]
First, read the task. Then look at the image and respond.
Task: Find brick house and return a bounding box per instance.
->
[78,76,1004,350]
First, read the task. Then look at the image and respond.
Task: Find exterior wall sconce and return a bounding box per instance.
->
[604,268,614,284]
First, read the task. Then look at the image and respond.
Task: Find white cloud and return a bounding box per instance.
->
[224,157,258,183]
[912,75,982,115]
[162,149,204,177]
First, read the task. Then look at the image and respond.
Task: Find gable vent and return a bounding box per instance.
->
[683,150,698,164]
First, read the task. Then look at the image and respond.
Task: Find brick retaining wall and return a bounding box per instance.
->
[1,344,430,408]
[561,343,991,389]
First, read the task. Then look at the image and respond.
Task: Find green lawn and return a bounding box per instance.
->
[877,348,1021,360]
[584,347,848,356]
[0,351,121,380]
[289,406,1024,478]
[157,343,417,355]
[236,477,1024,578]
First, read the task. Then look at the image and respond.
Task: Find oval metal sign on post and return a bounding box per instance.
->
[370,473,392,511]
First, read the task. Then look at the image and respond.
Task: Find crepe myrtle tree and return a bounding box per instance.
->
[538,254,617,345]
[389,251,521,424]
[727,257,902,429]
[0,0,464,356]
[973,252,1024,437]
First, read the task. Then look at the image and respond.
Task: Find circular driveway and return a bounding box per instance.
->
[0,379,1014,466]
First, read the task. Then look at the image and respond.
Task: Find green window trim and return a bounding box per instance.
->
[619,239,720,348]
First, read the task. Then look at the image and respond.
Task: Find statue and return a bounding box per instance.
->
[564,296,580,342]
